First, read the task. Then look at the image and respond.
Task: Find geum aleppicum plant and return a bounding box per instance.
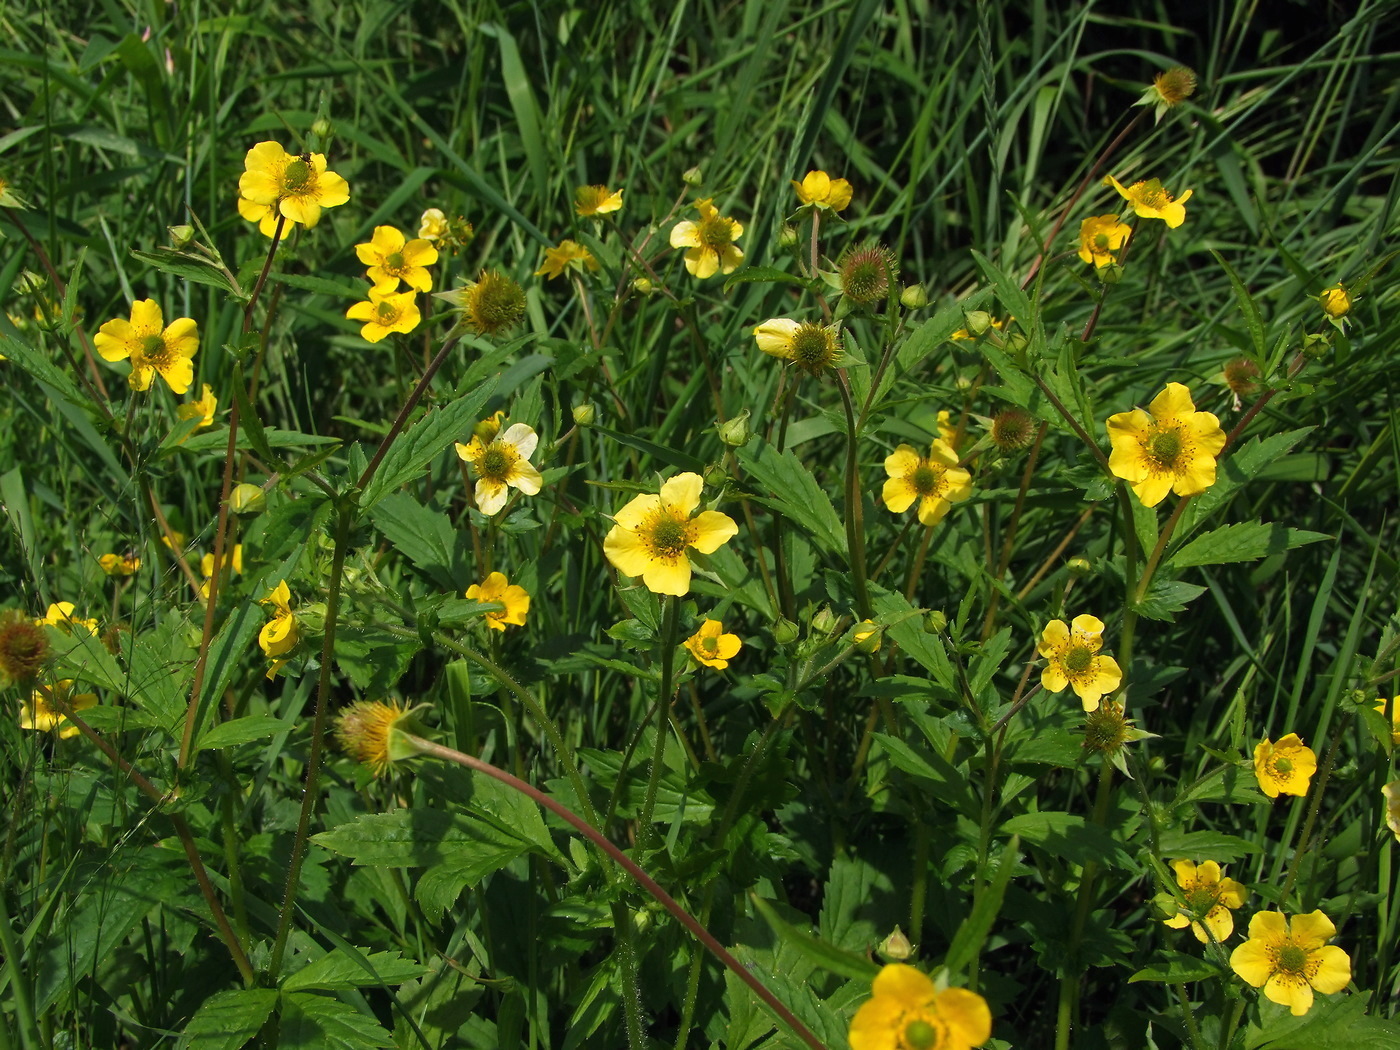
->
[603,472,738,596]
[237,140,349,236]
[94,299,199,394]
[1107,382,1226,507]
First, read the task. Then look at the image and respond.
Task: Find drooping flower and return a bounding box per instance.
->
[334,699,425,777]
[98,553,141,576]
[1103,174,1193,228]
[535,240,599,281]
[575,184,624,216]
[1384,782,1400,843]
[792,170,853,212]
[454,420,542,515]
[684,619,741,669]
[1162,860,1248,944]
[882,441,973,527]
[1106,382,1226,508]
[355,226,438,293]
[669,198,744,279]
[1037,614,1122,712]
[237,141,349,234]
[177,383,218,428]
[20,680,97,740]
[1077,214,1132,268]
[848,963,992,1050]
[603,472,739,596]
[346,288,421,343]
[1253,734,1316,798]
[448,270,526,337]
[466,572,530,631]
[94,299,200,395]
[753,319,844,376]
[258,581,299,659]
[38,602,98,635]
[1230,910,1351,1016]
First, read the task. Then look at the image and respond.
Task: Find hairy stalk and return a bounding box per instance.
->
[1055,759,1116,1050]
[356,331,464,491]
[980,422,1048,639]
[404,735,830,1050]
[637,596,681,848]
[836,375,872,619]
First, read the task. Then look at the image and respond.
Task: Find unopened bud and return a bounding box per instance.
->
[1319,285,1351,319]
[772,617,799,645]
[1301,332,1331,359]
[718,410,750,448]
[923,610,947,634]
[167,224,196,249]
[963,311,993,336]
[1066,556,1092,578]
[682,166,703,186]
[229,483,266,515]
[311,118,332,141]
[900,284,928,309]
[632,276,655,295]
[1097,262,1124,285]
[778,224,799,248]
[298,602,327,635]
[1150,893,1181,921]
[702,464,728,490]
[878,925,913,961]
[811,606,839,636]
[853,620,881,654]
[572,403,596,426]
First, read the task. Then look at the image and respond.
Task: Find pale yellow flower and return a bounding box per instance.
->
[94,299,199,395]
[535,240,598,280]
[1230,911,1351,1016]
[355,226,438,293]
[1162,859,1247,943]
[346,288,421,343]
[684,619,741,669]
[669,198,744,279]
[882,441,972,526]
[848,964,991,1050]
[1106,383,1226,508]
[20,680,96,739]
[466,571,530,631]
[791,170,853,212]
[258,581,298,658]
[1103,174,1193,228]
[1037,614,1122,711]
[177,383,218,428]
[575,185,623,216]
[454,421,542,515]
[1253,734,1316,798]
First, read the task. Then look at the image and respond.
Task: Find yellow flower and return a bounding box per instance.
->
[1077,214,1132,268]
[1384,782,1400,843]
[603,472,739,596]
[466,571,530,631]
[19,680,97,739]
[237,141,349,233]
[1230,910,1351,1016]
[752,319,844,376]
[936,410,960,449]
[1037,614,1122,711]
[535,239,599,280]
[684,619,741,669]
[1162,860,1248,943]
[354,226,438,293]
[792,170,853,212]
[346,288,421,343]
[200,544,244,600]
[177,383,218,428]
[419,208,448,240]
[454,421,542,515]
[448,270,526,337]
[1253,733,1316,798]
[94,299,199,395]
[98,553,141,576]
[848,963,992,1050]
[334,699,421,777]
[38,602,98,635]
[853,620,881,654]
[1375,698,1400,745]
[258,580,299,658]
[1103,174,1193,228]
[669,198,744,279]
[1319,285,1352,319]
[575,184,624,216]
[1107,383,1226,508]
[882,441,973,527]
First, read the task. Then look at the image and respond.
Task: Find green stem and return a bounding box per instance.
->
[637,597,681,848]
[0,890,39,1050]
[1280,721,1346,906]
[1055,758,1116,1050]
[837,375,873,619]
[356,332,463,492]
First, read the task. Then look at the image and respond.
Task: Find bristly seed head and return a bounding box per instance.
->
[839,240,897,305]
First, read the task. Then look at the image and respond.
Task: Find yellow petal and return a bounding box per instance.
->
[881,476,917,514]
[660,472,704,517]
[1069,614,1105,638]
[603,525,652,579]
[1229,938,1275,987]
[1149,382,1196,420]
[689,510,738,554]
[685,247,719,279]
[1264,972,1314,1016]
[1289,910,1336,949]
[1133,475,1174,508]
[869,963,936,1006]
[753,318,799,356]
[669,220,701,249]
[613,493,661,531]
[915,495,950,526]
[1309,944,1352,995]
[936,987,993,1046]
[1038,620,1070,656]
[642,555,691,596]
[475,478,508,515]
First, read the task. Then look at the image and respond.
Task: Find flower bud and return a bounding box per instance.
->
[703,464,728,490]
[572,403,596,427]
[878,925,913,961]
[632,276,655,295]
[962,311,993,336]
[1097,261,1124,284]
[682,166,703,186]
[1302,332,1331,359]
[1066,556,1093,578]
[718,410,750,448]
[811,606,839,636]
[1149,892,1181,922]
[853,619,881,654]
[311,117,333,141]
[1319,285,1351,319]
[167,224,196,249]
[923,610,947,634]
[772,617,800,645]
[229,483,266,515]
[778,224,799,248]
[900,284,928,309]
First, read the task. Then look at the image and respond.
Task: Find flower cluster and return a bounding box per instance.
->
[238,141,349,237]
[346,225,437,343]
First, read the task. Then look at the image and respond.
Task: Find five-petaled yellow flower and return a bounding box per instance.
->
[1253,733,1316,798]
[1037,614,1122,711]
[575,184,624,216]
[466,571,530,631]
[455,419,542,516]
[95,299,200,395]
[355,226,438,293]
[1163,859,1247,944]
[20,680,97,740]
[1077,214,1132,268]
[258,581,299,659]
[346,288,421,343]
[753,319,844,376]
[1107,383,1226,508]
[98,553,141,576]
[237,141,350,236]
[684,619,741,669]
[1230,910,1351,1016]
[177,383,218,428]
[670,198,744,279]
[792,170,853,212]
[882,440,972,527]
[1104,174,1193,228]
[603,472,739,596]
[848,963,991,1050]
[535,240,599,281]
[38,602,98,635]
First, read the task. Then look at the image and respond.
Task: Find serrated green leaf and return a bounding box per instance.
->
[197,715,296,751]
[281,949,427,993]
[1169,520,1329,569]
[1128,953,1225,984]
[313,808,534,870]
[1135,578,1207,622]
[131,248,242,297]
[180,428,341,453]
[749,894,879,981]
[367,492,465,590]
[277,992,393,1049]
[179,988,279,1050]
[1000,812,1132,870]
[737,440,847,556]
[1155,830,1262,860]
[334,627,420,693]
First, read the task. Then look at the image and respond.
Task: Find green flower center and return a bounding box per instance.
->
[283,158,312,192]
[387,251,406,271]
[376,301,400,322]
[1093,232,1113,249]
[1276,943,1309,974]
[647,515,691,559]
[1064,644,1094,674]
[701,635,719,654]
[479,445,513,481]
[1274,757,1293,774]
[902,1019,939,1049]
[1149,429,1183,466]
[138,334,172,368]
[1185,886,1219,913]
[791,326,833,368]
[698,214,736,248]
[910,464,942,496]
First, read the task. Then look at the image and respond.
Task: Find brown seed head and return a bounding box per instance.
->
[0,610,49,684]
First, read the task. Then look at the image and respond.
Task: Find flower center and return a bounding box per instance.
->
[1064,644,1094,674]
[1139,186,1167,208]
[701,635,719,655]
[1148,429,1183,467]
[283,157,312,193]
[902,1018,939,1049]
[910,464,942,496]
[479,444,514,481]
[1093,232,1113,249]
[1276,943,1309,974]
[386,251,406,271]
[698,214,736,248]
[376,301,400,323]
[1273,757,1293,774]
[646,514,691,559]
[1185,886,1219,913]
[791,326,833,367]
[138,334,173,368]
